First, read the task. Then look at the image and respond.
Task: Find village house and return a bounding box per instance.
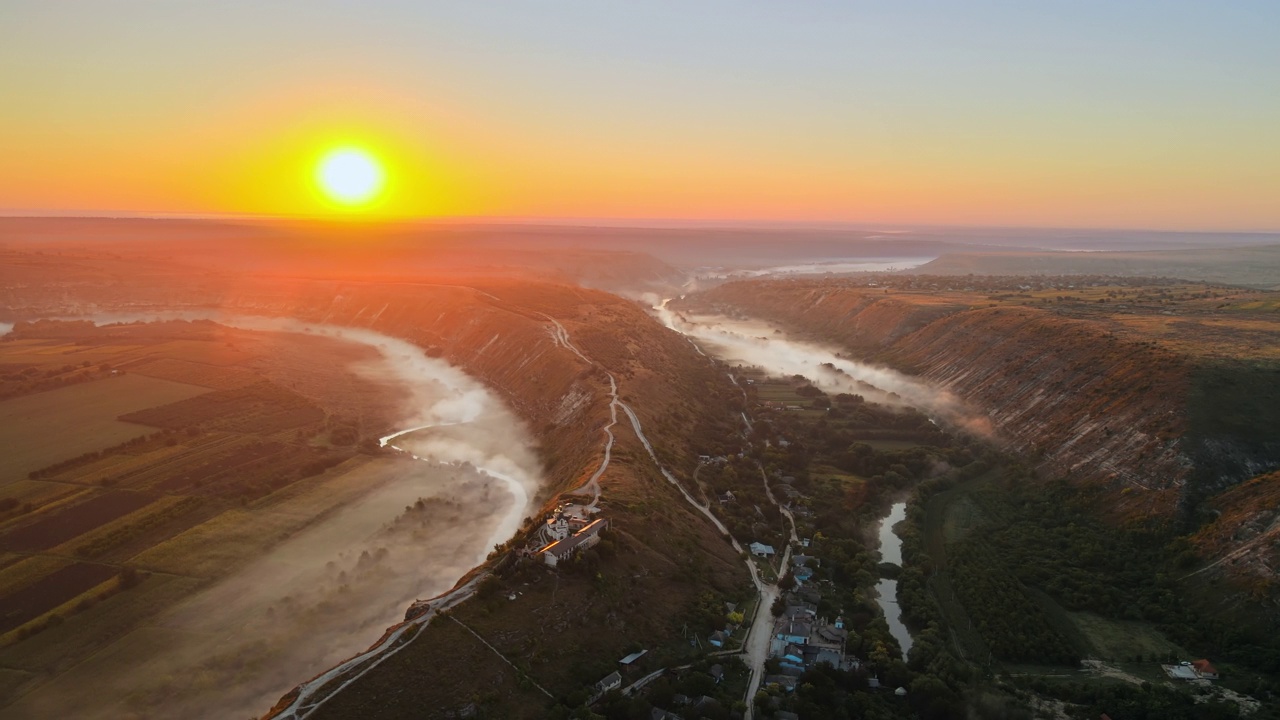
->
[782,601,818,621]
[780,643,805,671]
[1193,659,1219,680]
[541,517,608,567]
[748,542,776,557]
[763,675,797,692]
[774,618,812,646]
[1165,659,1220,681]
[596,671,622,695]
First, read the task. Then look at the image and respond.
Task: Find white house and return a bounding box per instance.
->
[596,671,622,694]
[748,542,775,557]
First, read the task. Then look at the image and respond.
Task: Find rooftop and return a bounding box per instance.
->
[542,517,607,557]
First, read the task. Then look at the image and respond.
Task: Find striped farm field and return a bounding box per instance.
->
[0,374,209,484]
[130,357,260,390]
[0,556,72,598]
[0,491,156,553]
[0,562,118,634]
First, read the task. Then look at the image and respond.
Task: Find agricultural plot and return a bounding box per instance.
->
[0,339,143,367]
[140,339,257,366]
[0,320,411,714]
[0,562,118,633]
[0,374,208,483]
[130,456,392,577]
[56,443,192,488]
[119,382,325,434]
[0,490,156,552]
[0,573,202,669]
[129,357,260,390]
[0,481,80,516]
[0,556,72,598]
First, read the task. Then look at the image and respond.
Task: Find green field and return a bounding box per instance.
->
[0,374,208,483]
[1067,611,1185,660]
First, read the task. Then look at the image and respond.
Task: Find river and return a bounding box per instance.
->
[3,314,542,720]
[874,502,914,659]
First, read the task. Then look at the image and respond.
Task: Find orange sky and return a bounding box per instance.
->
[2,3,1278,230]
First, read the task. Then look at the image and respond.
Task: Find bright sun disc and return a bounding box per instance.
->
[316,148,384,206]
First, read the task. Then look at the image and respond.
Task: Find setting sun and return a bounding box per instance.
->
[316,148,385,207]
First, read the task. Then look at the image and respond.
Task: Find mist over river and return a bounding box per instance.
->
[649,297,987,433]
[6,314,543,720]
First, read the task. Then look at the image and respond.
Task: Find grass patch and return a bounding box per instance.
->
[0,374,208,483]
[1067,611,1185,661]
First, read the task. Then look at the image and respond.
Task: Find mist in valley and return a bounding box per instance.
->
[6,314,543,720]
[649,296,991,435]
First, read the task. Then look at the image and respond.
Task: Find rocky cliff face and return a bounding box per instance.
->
[1191,471,1280,591]
[685,281,1277,522]
[890,306,1191,512]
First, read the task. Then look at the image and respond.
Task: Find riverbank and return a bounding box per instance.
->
[874,501,915,659]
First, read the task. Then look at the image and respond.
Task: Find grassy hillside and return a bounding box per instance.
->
[914,245,1280,289]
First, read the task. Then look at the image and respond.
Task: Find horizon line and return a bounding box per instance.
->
[1,209,1279,236]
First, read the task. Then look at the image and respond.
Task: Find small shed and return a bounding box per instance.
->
[619,649,647,666]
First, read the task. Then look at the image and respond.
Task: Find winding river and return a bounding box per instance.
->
[874,502,914,658]
[4,314,542,720]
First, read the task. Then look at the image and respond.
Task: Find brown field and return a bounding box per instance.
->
[119,382,325,434]
[129,357,260,389]
[0,481,81,516]
[0,374,209,483]
[129,456,393,577]
[0,573,203,677]
[0,339,146,367]
[0,490,156,552]
[57,443,192,488]
[0,556,72,598]
[0,562,118,633]
[136,339,257,366]
[57,495,202,559]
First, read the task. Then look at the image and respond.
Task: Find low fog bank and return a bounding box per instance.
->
[648,296,990,435]
[9,312,542,720]
[0,322,13,336]
[691,257,933,281]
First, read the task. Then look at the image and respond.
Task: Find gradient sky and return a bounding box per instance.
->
[2,1,1278,229]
